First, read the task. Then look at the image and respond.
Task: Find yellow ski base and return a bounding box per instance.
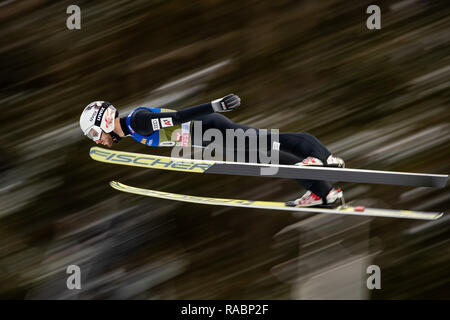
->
[109,181,443,220]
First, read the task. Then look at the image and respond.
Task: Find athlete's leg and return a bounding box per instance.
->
[195,113,252,138]
[277,135,343,203]
[277,150,333,200]
[197,115,332,161]
[278,133,331,163]
[194,113,254,160]
[195,114,333,198]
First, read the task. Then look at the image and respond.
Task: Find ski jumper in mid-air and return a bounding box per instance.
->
[79,94,345,207]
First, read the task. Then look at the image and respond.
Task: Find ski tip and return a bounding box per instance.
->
[109,180,120,189]
[435,212,445,219]
[424,212,444,220]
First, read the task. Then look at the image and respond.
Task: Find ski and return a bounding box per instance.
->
[109,181,443,220]
[90,147,448,188]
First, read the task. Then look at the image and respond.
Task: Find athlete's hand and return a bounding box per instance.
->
[211,94,241,112]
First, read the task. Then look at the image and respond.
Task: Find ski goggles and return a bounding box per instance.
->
[84,125,103,141]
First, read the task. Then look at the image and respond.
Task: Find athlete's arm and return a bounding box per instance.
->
[130,103,212,136]
[120,94,240,136]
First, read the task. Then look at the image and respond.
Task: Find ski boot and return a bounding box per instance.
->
[296,155,345,168]
[285,188,344,208]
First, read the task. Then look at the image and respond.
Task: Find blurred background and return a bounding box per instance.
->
[0,0,449,299]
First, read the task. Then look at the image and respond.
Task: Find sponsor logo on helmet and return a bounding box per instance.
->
[89,111,96,122]
[104,109,114,129]
[97,107,106,122]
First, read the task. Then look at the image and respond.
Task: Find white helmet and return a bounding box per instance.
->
[80,101,117,141]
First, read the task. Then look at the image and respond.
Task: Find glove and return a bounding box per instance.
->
[211,94,241,112]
